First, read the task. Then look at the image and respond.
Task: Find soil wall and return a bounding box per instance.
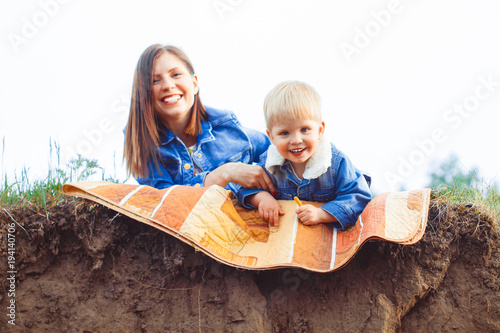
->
[1,199,499,332]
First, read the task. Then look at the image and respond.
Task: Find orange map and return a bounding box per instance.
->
[63,182,430,272]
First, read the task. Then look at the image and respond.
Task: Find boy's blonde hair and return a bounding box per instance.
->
[264,80,322,129]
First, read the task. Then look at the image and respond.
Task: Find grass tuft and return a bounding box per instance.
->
[431,180,500,229]
[1,155,121,209]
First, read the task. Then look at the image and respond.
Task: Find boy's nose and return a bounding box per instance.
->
[290,133,303,144]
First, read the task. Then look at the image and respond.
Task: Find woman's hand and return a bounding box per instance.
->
[205,163,276,194]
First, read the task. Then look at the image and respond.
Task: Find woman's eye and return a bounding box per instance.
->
[172,73,182,78]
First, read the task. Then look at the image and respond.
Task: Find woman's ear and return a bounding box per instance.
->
[192,74,199,94]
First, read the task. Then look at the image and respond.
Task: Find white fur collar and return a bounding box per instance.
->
[265,138,332,179]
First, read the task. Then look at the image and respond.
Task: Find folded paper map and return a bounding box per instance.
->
[63,182,430,273]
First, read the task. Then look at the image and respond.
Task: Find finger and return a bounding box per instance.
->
[298,211,308,221]
[279,207,285,215]
[303,219,318,226]
[261,172,276,195]
[251,166,274,194]
[270,211,277,226]
[255,177,268,192]
[274,210,280,225]
[259,207,268,221]
[259,209,265,221]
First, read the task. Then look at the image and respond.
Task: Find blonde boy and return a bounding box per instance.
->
[237,81,371,230]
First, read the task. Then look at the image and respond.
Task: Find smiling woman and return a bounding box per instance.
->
[123,44,277,195]
[151,50,203,147]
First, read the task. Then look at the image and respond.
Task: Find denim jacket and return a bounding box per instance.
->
[136,106,270,193]
[237,138,372,230]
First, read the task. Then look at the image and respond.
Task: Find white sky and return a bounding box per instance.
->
[1,0,499,194]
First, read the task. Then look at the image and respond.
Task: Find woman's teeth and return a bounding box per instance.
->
[163,95,181,102]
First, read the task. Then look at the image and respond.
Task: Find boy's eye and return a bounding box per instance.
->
[280,131,289,136]
[301,128,309,133]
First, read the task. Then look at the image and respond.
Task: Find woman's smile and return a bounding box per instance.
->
[161,94,182,104]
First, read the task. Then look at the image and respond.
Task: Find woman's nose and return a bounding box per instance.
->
[161,77,175,90]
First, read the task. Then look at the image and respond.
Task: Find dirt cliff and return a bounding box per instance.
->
[1,197,499,332]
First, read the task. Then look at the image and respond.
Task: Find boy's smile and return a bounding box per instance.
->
[267,118,325,176]
[290,147,306,156]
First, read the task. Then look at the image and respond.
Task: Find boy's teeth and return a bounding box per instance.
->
[164,95,180,102]
[291,148,305,153]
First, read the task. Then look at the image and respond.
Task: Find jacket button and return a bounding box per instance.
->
[194,183,201,187]
[184,163,191,170]
[197,153,202,157]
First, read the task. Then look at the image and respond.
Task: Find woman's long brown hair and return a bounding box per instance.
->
[124,44,207,178]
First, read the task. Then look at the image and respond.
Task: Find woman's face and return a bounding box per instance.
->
[152,52,198,129]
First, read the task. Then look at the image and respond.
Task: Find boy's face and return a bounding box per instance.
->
[267,118,325,171]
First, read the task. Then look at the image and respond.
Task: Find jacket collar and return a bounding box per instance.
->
[265,137,332,179]
[160,120,214,146]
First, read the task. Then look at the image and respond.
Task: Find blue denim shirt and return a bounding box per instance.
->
[237,139,372,230]
[136,106,270,193]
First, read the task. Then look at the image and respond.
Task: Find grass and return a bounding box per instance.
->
[431,181,500,228]
[1,138,122,209]
[1,139,499,229]
[3,163,498,227]
[1,155,121,209]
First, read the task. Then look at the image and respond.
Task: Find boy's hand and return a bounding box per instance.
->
[296,204,337,225]
[259,197,285,227]
[249,192,284,226]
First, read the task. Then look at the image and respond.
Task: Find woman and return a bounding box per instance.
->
[124,44,276,194]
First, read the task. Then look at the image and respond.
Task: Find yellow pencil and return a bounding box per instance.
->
[294,196,303,206]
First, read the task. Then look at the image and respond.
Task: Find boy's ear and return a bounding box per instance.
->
[318,121,325,139]
[266,129,274,143]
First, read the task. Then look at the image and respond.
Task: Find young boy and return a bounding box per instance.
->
[237,81,371,230]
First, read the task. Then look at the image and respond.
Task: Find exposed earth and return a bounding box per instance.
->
[1,196,499,332]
